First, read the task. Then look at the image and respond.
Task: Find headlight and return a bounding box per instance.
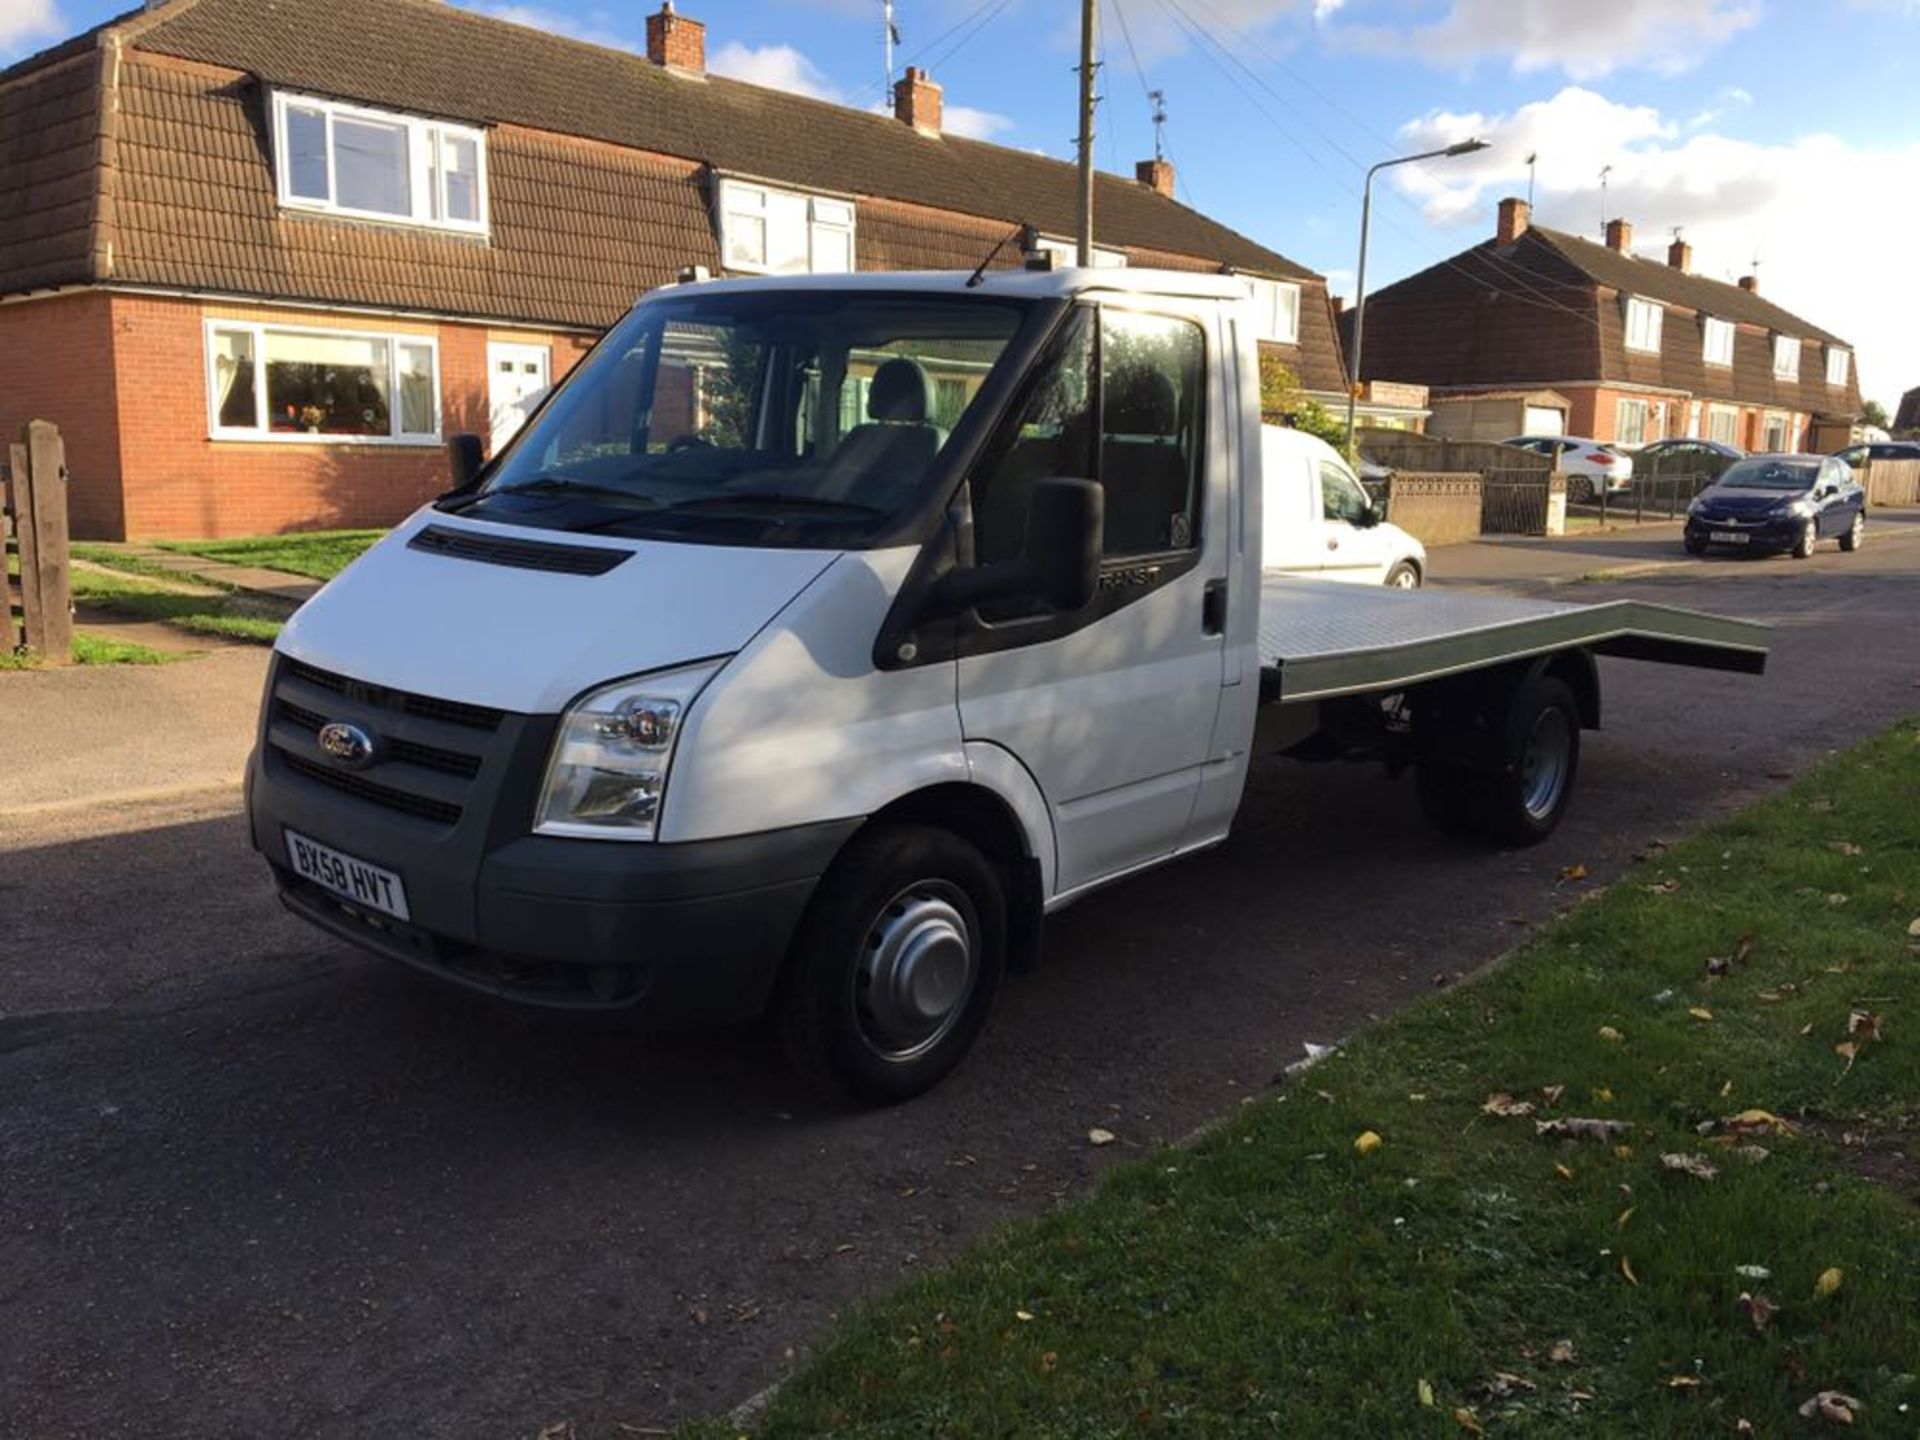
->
[535,660,725,840]
[1777,497,1815,517]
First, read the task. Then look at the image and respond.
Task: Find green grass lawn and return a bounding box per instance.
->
[153,529,383,582]
[700,721,1920,1439]
[68,566,285,644]
[1,631,185,667]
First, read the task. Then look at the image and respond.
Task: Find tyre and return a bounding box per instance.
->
[777,824,1005,1105]
[1568,475,1595,503]
[1384,561,1422,590]
[1479,676,1581,846]
[1839,511,1864,553]
[1683,532,1708,556]
[1792,519,1817,559]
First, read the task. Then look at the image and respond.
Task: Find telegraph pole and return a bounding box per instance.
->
[1075,0,1097,264]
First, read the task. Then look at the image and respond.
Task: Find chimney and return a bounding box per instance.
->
[1496,196,1530,245]
[1135,158,1175,198]
[645,2,705,74]
[1605,217,1632,253]
[1738,274,1759,293]
[1667,236,1692,272]
[893,66,942,136]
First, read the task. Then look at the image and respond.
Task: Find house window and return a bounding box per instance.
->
[1623,296,1663,353]
[717,179,855,274]
[1773,335,1801,379]
[272,91,487,234]
[1616,397,1650,445]
[1707,404,1739,446]
[1762,412,1789,451]
[1034,236,1128,270]
[1239,277,1301,345]
[205,320,440,443]
[1702,317,1735,368]
[1826,346,1850,387]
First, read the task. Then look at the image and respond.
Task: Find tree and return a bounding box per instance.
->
[1258,352,1349,453]
[1860,398,1890,431]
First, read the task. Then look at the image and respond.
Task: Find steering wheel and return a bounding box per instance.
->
[666,433,714,453]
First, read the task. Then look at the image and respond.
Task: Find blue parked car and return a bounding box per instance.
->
[1684,455,1865,559]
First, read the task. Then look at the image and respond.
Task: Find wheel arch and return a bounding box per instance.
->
[1531,648,1601,730]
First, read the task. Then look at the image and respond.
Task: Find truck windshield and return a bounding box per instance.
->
[457,290,1033,546]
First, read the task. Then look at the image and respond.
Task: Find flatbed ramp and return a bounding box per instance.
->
[1258,576,1770,704]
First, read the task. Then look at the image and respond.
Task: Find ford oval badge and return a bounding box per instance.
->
[317,721,376,769]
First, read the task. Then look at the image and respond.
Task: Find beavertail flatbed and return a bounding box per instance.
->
[1257,576,1770,705]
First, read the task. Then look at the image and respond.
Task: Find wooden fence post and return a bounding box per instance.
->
[8,421,72,664]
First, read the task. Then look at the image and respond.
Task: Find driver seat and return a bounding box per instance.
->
[823,357,941,503]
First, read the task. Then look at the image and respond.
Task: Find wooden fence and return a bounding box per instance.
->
[3,420,73,663]
[1357,427,1554,484]
[1861,459,1920,507]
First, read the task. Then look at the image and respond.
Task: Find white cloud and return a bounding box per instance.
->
[456,3,634,50]
[1348,0,1757,79]
[944,103,1015,141]
[1389,86,1920,410]
[0,0,64,57]
[1313,0,1347,21]
[709,40,842,100]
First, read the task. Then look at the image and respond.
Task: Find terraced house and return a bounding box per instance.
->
[1355,197,1863,455]
[0,0,1343,541]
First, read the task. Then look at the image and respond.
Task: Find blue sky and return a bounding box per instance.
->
[8,0,1919,408]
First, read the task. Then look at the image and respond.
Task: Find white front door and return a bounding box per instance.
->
[488,342,551,453]
[957,302,1228,897]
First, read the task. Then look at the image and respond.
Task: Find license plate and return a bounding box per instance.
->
[1709,530,1749,544]
[284,829,411,920]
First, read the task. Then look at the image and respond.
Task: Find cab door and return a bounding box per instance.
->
[957,301,1228,897]
[1317,456,1388,582]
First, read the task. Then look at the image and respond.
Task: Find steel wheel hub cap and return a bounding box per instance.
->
[857,885,974,1060]
[1520,708,1572,821]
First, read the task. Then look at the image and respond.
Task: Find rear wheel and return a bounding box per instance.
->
[1792,519,1817,559]
[1839,511,1864,553]
[1384,561,1422,590]
[1568,475,1596,503]
[1417,676,1581,847]
[777,824,1005,1105]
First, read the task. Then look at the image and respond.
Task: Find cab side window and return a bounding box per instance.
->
[1099,310,1205,556]
[971,307,1095,566]
[1319,460,1371,524]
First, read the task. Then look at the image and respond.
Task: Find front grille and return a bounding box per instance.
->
[275,697,482,779]
[283,658,503,733]
[276,751,465,825]
[408,524,633,577]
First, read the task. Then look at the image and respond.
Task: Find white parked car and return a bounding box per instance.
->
[1501,435,1633,499]
[1262,425,1427,587]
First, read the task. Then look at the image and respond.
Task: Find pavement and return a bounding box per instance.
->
[102,542,326,605]
[3,518,1919,1438]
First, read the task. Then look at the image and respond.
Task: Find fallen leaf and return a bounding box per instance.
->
[1815,1267,1843,1299]
[1720,1079,1735,1097]
[1454,1407,1483,1434]
[1660,1152,1719,1181]
[1418,1378,1436,1408]
[1758,989,1784,1003]
[1598,1026,1624,1043]
[1554,1163,1575,1181]
[1737,1291,1778,1333]
[1354,1130,1382,1156]
[1592,1086,1614,1103]
[1613,1143,1633,1160]
[1734,1264,1771,1280]
[1548,1339,1577,1364]
[1736,1420,1755,1436]
[1908,916,1920,938]
[1734,1144,1772,1164]
[1835,1041,1858,1071]
[1540,1084,1565,1106]
[1827,893,1850,906]
[1087,1128,1116,1147]
[1830,840,1863,856]
[1689,1007,1715,1023]
[1798,1390,1862,1424]
[1801,1022,1816,1037]
[1039,1351,1057,1373]
[1536,1117,1633,1142]
[1616,1206,1635,1229]
[1723,1109,1796,1137]
[1620,1255,1638,1286]
[1644,878,1681,894]
[1705,956,1731,977]
[1667,1374,1701,1389]
[1484,1372,1537,1397]
[1847,1010,1882,1041]
[1482,1092,1536,1118]
[1559,864,1589,884]
[1732,934,1755,964]
[1015,1309,1035,1322]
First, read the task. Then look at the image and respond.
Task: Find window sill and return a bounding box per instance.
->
[208,431,443,448]
[280,203,491,242]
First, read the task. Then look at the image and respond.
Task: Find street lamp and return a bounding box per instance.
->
[1344,138,1490,452]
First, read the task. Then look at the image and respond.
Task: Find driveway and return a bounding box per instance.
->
[3,536,1918,1439]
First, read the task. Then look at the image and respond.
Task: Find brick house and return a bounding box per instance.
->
[1353,198,1862,455]
[0,0,1344,540]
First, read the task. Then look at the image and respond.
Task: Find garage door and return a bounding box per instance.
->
[1524,405,1564,436]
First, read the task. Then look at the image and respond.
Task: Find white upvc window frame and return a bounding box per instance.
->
[271,90,489,236]
[1237,275,1301,346]
[1761,410,1790,451]
[716,177,857,275]
[1825,345,1851,387]
[1615,397,1650,446]
[203,318,443,446]
[1623,295,1663,354]
[1702,316,1735,368]
[1772,334,1801,379]
[1707,403,1740,446]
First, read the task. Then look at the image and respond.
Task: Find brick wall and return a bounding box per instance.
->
[0,292,127,538]
[102,293,594,539]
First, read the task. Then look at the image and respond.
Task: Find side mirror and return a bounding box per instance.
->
[931,477,1103,617]
[1357,500,1384,528]
[446,432,486,491]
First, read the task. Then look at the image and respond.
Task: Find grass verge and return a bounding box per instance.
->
[68,566,286,644]
[702,721,1920,1438]
[2,631,186,667]
[152,529,383,582]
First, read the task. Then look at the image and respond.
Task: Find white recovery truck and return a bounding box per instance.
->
[248,268,1769,1102]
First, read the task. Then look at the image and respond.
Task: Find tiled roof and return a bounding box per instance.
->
[124,0,1310,281]
[0,51,105,296]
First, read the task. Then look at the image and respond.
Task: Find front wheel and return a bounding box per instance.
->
[1792,519,1817,559]
[1684,532,1708,556]
[1839,511,1864,553]
[1384,560,1422,589]
[777,824,1006,1105]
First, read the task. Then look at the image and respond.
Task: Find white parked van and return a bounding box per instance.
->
[251,268,1767,1102]
[1260,425,1426,587]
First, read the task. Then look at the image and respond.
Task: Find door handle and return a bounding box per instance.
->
[1202,577,1228,635]
[1326,537,1340,550]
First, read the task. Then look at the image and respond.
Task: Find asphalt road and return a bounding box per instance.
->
[4,529,1919,1439]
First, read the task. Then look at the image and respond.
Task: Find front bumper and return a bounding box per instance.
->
[1685,513,1801,550]
[247,655,859,1018]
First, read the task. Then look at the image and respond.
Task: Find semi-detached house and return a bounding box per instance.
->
[0,0,1344,540]
[1355,197,1863,455]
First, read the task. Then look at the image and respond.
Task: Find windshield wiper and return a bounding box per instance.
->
[489,475,659,506]
[667,492,886,518]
